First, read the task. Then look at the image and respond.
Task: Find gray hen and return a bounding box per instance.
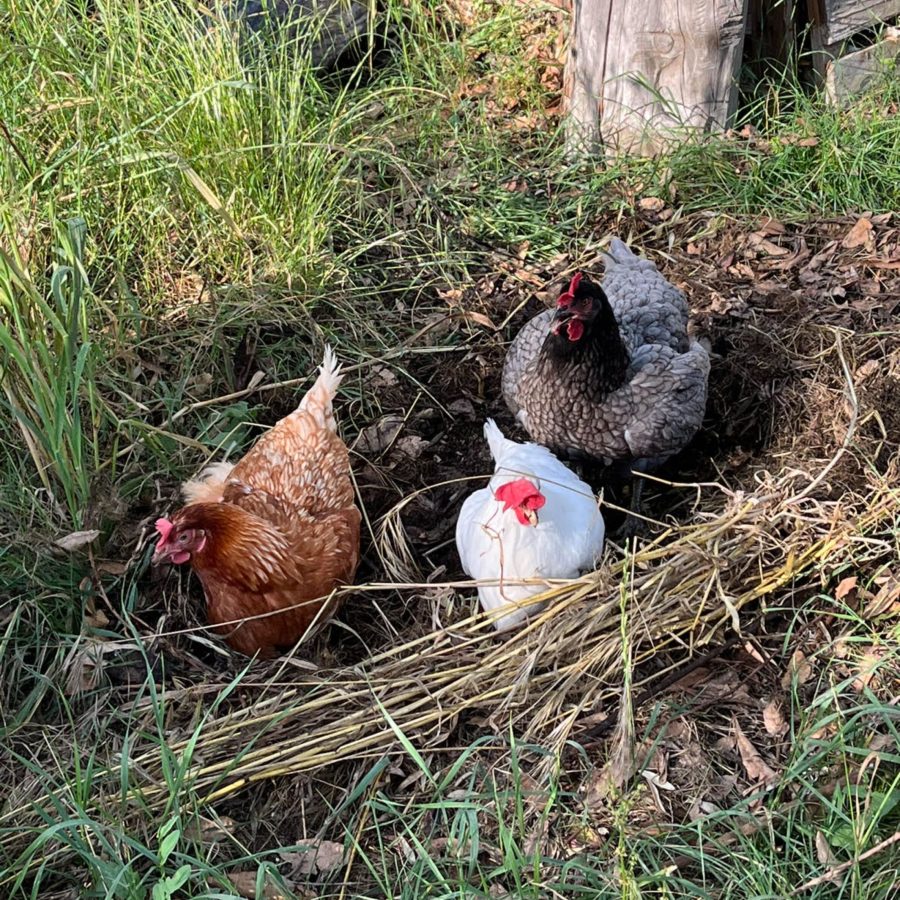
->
[501,239,710,530]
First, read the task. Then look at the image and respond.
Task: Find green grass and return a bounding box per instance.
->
[2,0,900,895]
[5,633,897,897]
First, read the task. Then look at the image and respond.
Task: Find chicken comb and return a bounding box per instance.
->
[556,271,584,309]
[155,518,174,546]
[494,478,545,511]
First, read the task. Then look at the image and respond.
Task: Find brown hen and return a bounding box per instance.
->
[153,347,360,657]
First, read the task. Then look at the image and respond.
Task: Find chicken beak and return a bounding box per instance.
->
[551,307,574,335]
[523,508,539,527]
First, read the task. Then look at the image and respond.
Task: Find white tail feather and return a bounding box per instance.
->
[296,344,343,431]
[181,460,236,504]
[483,419,509,463]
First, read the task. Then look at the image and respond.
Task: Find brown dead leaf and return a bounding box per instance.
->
[810,720,839,741]
[55,530,100,552]
[732,717,779,788]
[369,364,399,390]
[355,415,404,456]
[804,239,839,272]
[842,217,874,250]
[227,870,294,900]
[855,359,881,383]
[84,597,109,630]
[863,257,900,270]
[455,309,497,330]
[184,815,237,844]
[638,196,665,213]
[730,261,756,279]
[285,840,345,876]
[852,646,886,693]
[95,560,128,576]
[669,666,711,692]
[753,217,786,236]
[501,263,543,287]
[864,574,900,619]
[396,435,429,460]
[762,700,789,737]
[784,134,819,148]
[437,287,464,304]
[815,831,842,884]
[766,246,811,272]
[834,576,858,601]
[780,649,814,689]
[688,800,722,821]
[748,232,790,256]
[708,291,749,317]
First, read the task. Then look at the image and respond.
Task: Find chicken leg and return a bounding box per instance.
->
[614,457,656,541]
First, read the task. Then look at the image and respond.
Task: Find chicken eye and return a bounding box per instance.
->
[178,532,190,544]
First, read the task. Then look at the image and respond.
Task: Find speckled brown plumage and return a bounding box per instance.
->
[502,239,710,468]
[157,347,360,658]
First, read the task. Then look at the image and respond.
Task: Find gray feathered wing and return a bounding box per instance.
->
[622,342,710,461]
[501,308,553,420]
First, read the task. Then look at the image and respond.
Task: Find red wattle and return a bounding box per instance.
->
[567,319,585,341]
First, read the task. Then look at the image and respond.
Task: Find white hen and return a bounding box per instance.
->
[455,419,606,632]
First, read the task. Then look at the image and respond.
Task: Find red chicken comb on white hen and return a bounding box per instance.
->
[501,239,710,535]
[455,420,605,632]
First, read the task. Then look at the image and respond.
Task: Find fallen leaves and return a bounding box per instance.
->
[842,216,874,251]
[762,700,788,737]
[227,870,295,900]
[814,831,843,885]
[395,435,429,460]
[356,415,404,456]
[781,649,814,690]
[834,575,858,601]
[637,196,665,213]
[732,717,779,790]
[454,309,498,330]
[55,529,100,551]
[224,842,344,897]
[747,232,790,257]
[83,596,109,630]
[184,815,237,845]
[284,840,344,877]
[852,645,888,693]
[707,290,750,317]
[863,572,900,619]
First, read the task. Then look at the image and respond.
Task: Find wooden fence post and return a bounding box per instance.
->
[565,0,750,156]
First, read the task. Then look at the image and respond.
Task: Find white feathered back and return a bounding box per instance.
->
[456,420,605,632]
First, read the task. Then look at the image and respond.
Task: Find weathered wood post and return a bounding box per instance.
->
[565,0,750,156]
